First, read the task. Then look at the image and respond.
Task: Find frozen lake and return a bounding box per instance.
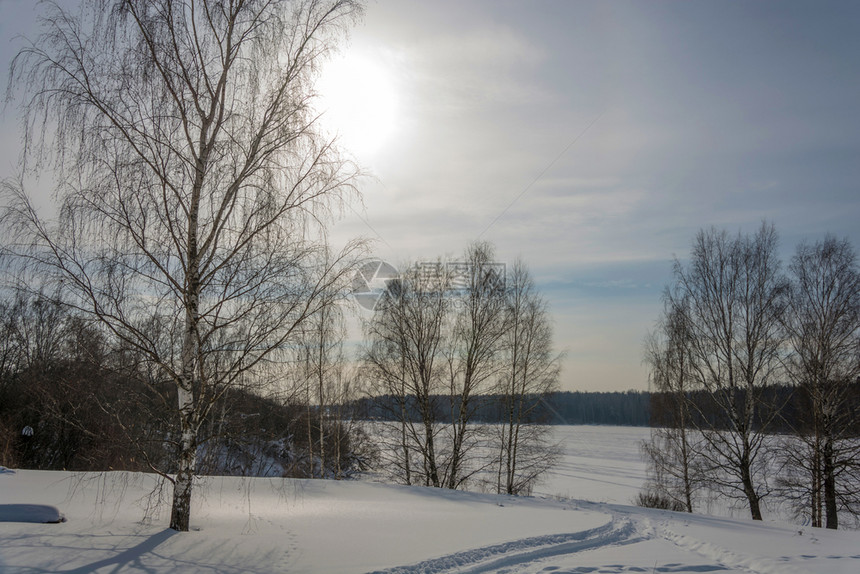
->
[536,425,650,504]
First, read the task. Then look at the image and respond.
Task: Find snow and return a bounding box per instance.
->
[0,504,65,523]
[537,425,651,504]
[2,426,859,573]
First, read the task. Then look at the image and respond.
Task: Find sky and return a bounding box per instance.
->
[2,1,860,392]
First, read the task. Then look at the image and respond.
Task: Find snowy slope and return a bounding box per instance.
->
[1,426,859,573]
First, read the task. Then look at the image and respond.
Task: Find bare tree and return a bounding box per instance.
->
[495,259,560,496]
[444,242,507,489]
[781,236,860,529]
[4,0,363,531]
[667,223,788,520]
[294,290,348,478]
[642,294,702,513]
[364,251,560,494]
[328,363,374,479]
[364,263,450,487]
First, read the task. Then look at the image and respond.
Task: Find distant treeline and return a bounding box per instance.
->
[650,382,860,436]
[351,382,860,431]
[350,390,653,427]
[547,391,651,426]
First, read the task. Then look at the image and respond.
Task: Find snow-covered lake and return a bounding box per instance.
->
[2,425,859,573]
[538,425,650,504]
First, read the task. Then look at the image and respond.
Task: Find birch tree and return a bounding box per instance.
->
[668,223,788,520]
[364,264,450,487]
[642,294,702,513]
[781,236,860,528]
[445,242,506,489]
[295,291,347,478]
[495,260,560,496]
[364,251,560,493]
[4,0,362,531]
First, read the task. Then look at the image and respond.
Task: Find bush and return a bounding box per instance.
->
[635,489,687,512]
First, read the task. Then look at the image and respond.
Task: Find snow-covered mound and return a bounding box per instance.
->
[0,503,65,523]
[2,465,860,573]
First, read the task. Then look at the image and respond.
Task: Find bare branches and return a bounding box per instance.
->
[364,260,450,488]
[780,236,860,528]
[648,225,860,529]
[363,247,560,495]
[496,259,561,496]
[659,223,787,521]
[4,0,364,531]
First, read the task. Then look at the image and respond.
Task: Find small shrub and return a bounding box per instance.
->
[635,489,686,512]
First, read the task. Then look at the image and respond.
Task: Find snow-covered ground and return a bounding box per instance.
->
[2,426,859,573]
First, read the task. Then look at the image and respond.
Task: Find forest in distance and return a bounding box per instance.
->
[351,390,652,427]
[351,384,860,432]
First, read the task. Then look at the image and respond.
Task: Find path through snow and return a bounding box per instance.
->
[367,518,636,574]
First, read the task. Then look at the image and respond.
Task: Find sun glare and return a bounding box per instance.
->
[317,52,400,160]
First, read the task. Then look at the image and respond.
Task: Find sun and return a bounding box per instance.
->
[316,51,400,160]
